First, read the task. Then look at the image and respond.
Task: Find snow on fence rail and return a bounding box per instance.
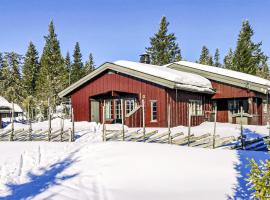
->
[104,128,269,151]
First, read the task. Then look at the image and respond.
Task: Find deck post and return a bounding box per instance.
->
[188,103,191,146]
[102,104,106,142]
[168,104,171,144]
[9,102,14,141]
[121,99,125,141]
[212,106,217,149]
[142,99,146,142]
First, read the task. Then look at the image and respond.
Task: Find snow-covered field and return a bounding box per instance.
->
[0,119,269,199]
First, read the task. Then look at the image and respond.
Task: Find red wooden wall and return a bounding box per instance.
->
[211,80,255,99]
[70,70,211,127]
[71,70,167,126]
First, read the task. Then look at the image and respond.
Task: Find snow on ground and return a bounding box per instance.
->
[0,120,269,199]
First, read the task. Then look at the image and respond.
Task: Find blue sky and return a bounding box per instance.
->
[0,0,270,66]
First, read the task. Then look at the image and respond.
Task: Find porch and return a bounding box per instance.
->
[212,97,264,125]
[89,91,142,127]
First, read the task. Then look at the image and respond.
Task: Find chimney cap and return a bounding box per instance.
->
[139,53,150,64]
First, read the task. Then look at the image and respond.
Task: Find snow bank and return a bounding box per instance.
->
[0,141,269,199]
[114,60,213,92]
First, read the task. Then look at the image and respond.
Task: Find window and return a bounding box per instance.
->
[125,99,135,115]
[114,99,122,119]
[105,100,112,119]
[228,99,248,114]
[189,100,203,116]
[151,101,157,122]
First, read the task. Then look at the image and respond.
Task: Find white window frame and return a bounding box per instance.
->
[150,100,158,122]
[114,99,122,119]
[189,100,203,116]
[125,99,136,115]
[105,99,112,119]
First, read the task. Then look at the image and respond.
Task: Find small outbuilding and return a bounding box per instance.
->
[59,60,215,127]
[0,96,24,128]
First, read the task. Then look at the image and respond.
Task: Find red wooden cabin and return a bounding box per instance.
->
[168,61,270,125]
[59,60,214,127]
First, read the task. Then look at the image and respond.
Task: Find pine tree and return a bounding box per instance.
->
[146,16,182,65]
[2,52,24,103]
[65,52,71,85]
[84,53,95,75]
[214,48,221,67]
[233,20,266,75]
[199,46,213,66]
[36,21,68,109]
[71,42,83,83]
[247,159,270,199]
[22,41,40,97]
[223,48,234,70]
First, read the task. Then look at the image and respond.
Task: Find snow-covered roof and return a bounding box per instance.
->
[0,96,23,112]
[114,60,213,92]
[174,61,270,87]
[59,60,215,97]
[0,96,11,109]
[14,103,23,113]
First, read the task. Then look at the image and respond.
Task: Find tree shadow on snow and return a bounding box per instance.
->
[227,150,270,199]
[0,150,80,200]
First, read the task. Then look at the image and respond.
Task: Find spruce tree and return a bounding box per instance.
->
[71,42,83,83]
[223,48,234,70]
[36,21,68,109]
[199,46,213,66]
[214,48,221,67]
[84,53,95,75]
[22,41,40,97]
[65,52,71,85]
[2,52,24,103]
[233,20,266,75]
[146,16,182,65]
[248,158,270,199]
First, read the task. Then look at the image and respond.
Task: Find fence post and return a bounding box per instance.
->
[142,99,146,142]
[69,128,72,142]
[48,97,51,141]
[212,106,217,149]
[168,104,171,144]
[102,104,106,142]
[240,106,245,149]
[9,102,14,141]
[71,107,75,142]
[28,103,32,141]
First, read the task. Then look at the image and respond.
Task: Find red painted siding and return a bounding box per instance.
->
[211,80,256,99]
[70,70,211,127]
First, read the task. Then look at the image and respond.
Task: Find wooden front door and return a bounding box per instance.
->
[91,99,100,123]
